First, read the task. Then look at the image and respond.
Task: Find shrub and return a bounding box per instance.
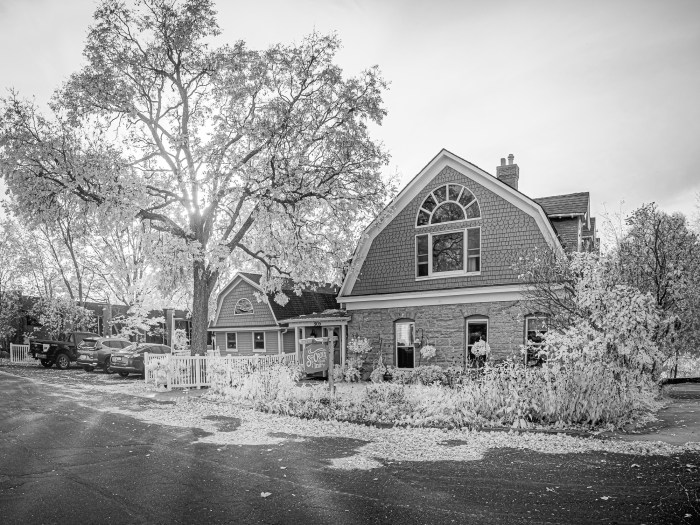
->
[661,353,700,379]
[254,358,659,430]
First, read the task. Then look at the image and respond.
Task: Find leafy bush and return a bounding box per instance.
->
[253,358,659,430]
[208,363,302,399]
[661,353,700,379]
[384,365,449,386]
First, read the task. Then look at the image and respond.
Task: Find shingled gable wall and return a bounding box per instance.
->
[214,278,277,328]
[349,165,551,296]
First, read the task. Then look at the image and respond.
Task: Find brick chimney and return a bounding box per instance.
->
[496,153,519,191]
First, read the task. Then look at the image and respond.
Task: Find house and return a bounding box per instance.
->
[8,296,188,347]
[336,149,597,369]
[207,272,349,365]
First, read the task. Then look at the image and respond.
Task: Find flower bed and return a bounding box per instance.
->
[217,358,661,430]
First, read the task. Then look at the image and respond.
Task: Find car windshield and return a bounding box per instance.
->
[79,339,98,348]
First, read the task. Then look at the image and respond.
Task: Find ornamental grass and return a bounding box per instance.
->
[217,358,660,430]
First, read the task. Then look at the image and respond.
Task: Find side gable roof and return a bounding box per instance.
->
[534,192,589,217]
[269,290,339,322]
[214,272,340,326]
[338,149,565,298]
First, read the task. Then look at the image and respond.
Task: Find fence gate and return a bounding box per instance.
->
[9,344,32,363]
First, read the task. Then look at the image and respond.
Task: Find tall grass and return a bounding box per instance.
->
[237,359,660,430]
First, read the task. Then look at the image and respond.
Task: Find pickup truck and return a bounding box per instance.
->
[29,331,100,370]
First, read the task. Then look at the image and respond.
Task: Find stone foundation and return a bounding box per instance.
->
[347,300,534,368]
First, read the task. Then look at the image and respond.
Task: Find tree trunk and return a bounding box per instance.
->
[191,260,217,356]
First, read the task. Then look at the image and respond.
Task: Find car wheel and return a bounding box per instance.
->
[55,353,70,370]
[40,359,53,368]
[118,371,129,378]
[103,357,114,374]
[84,366,94,372]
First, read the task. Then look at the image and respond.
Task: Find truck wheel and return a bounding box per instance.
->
[40,359,53,368]
[55,353,71,370]
[118,371,129,378]
[103,357,114,374]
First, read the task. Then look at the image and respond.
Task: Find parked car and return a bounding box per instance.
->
[76,337,132,373]
[29,332,100,370]
[110,343,172,378]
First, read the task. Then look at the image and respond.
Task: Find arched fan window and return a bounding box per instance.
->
[234,298,254,315]
[416,184,480,226]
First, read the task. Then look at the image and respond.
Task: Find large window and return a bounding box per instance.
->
[226,333,237,351]
[234,298,254,315]
[416,184,480,226]
[525,316,548,365]
[253,332,266,352]
[395,321,415,368]
[416,227,480,278]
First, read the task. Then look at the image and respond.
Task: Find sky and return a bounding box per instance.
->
[1,0,699,229]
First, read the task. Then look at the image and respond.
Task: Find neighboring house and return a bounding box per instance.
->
[336,149,597,369]
[9,296,187,347]
[208,273,349,365]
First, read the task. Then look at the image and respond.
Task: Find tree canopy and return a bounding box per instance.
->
[0,0,391,352]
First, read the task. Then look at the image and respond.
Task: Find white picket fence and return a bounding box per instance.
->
[8,344,33,363]
[144,352,298,389]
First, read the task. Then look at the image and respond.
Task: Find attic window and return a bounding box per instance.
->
[416,184,480,226]
[234,298,253,315]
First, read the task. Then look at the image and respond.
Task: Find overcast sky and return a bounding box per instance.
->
[1,0,699,226]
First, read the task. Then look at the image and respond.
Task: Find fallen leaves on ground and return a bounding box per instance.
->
[4,364,700,471]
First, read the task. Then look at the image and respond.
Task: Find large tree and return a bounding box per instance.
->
[615,203,700,363]
[0,0,390,353]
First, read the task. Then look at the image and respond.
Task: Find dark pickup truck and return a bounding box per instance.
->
[30,331,100,370]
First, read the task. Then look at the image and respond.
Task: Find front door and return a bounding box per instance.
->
[466,319,488,367]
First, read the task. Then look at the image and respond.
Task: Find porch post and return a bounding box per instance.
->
[294,326,300,362]
[340,323,346,368]
[277,331,283,354]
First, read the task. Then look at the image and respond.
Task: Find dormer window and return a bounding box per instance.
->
[234,298,253,315]
[416,184,480,226]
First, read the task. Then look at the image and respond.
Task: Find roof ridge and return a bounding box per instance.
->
[534,191,589,200]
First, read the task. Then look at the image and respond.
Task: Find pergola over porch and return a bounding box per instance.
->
[280,309,350,367]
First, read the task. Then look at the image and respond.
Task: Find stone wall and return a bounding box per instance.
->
[348,300,535,368]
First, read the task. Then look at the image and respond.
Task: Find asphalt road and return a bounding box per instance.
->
[1,371,699,524]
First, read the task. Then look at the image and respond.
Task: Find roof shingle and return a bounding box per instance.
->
[236,273,340,323]
[534,192,589,216]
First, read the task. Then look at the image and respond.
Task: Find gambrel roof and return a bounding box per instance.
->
[338,149,565,299]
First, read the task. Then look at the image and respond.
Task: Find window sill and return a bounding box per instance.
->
[415,217,480,229]
[415,272,481,281]
[252,348,266,353]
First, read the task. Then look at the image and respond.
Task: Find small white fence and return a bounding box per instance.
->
[8,344,33,364]
[144,352,298,389]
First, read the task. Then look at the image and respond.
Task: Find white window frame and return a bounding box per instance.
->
[234,298,254,315]
[524,315,548,364]
[465,317,489,366]
[226,332,238,352]
[415,184,481,228]
[395,321,416,369]
[252,331,266,352]
[415,226,481,280]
